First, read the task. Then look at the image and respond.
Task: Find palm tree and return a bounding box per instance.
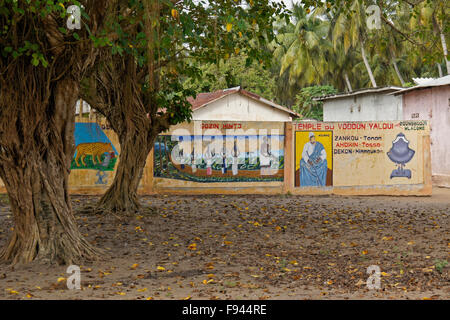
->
[368,21,407,86]
[328,43,360,91]
[332,0,377,87]
[312,7,361,92]
[275,4,331,88]
[410,0,450,74]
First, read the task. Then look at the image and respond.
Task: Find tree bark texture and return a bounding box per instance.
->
[0,79,98,264]
[82,53,172,213]
[0,2,109,264]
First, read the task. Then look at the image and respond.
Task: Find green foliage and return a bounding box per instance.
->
[183,54,277,100]
[0,0,84,67]
[82,0,288,128]
[293,85,337,120]
[271,0,448,104]
[434,259,448,274]
[2,0,448,119]
[2,1,287,125]
[274,4,331,88]
[70,155,117,172]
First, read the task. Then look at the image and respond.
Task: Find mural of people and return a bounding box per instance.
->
[190,144,197,173]
[95,170,108,184]
[260,136,272,175]
[171,136,186,169]
[178,136,185,170]
[154,133,285,183]
[221,145,228,174]
[300,132,328,186]
[231,136,240,176]
[205,139,214,176]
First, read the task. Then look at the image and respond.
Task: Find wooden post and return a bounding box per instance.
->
[283,122,293,194]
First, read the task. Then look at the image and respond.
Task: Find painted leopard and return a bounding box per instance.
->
[74,142,114,167]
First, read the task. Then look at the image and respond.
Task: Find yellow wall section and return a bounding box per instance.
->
[295,131,333,171]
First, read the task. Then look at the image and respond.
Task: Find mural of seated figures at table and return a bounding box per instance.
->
[154,133,285,183]
[295,131,333,187]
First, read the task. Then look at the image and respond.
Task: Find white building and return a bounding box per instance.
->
[187,86,299,122]
[315,87,403,122]
[76,86,299,122]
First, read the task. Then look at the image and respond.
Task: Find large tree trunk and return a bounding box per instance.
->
[82,44,174,214]
[0,80,98,264]
[0,1,109,265]
[82,65,155,214]
[96,117,156,213]
[0,156,97,265]
[82,0,172,214]
[360,40,377,88]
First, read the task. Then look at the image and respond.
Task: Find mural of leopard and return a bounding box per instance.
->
[75,142,114,167]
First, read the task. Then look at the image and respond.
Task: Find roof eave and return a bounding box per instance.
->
[393,83,450,95]
[314,86,403,101]
[191,88,299,118]
[240,90,300,118]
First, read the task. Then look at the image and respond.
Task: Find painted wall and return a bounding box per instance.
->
[0,119,431,196]
[192,92,293,122]
[323,93,403,122]
[152,121,286,194]
[291,121,431,195]
[402,85,450,187]
[68,119,119,189]
[0,117,151,194]
[67,118,152,194]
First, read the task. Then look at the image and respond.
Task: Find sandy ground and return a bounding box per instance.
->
[0,188,449,300]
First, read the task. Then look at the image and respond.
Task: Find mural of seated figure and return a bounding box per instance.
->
[300,132,328,187]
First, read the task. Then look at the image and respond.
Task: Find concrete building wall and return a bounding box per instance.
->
[0,119,432,196]
[192,92,292,122]
[402,85,450,187]
[323,93,403,122]
[291,121,430,193]
[152,120,431,196]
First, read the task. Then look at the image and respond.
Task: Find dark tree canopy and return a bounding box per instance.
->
[80,0,287,213]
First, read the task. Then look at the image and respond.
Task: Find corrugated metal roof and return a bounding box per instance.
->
[313,86,403,101]
[394,75,450,95]
[412,77,435,85]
